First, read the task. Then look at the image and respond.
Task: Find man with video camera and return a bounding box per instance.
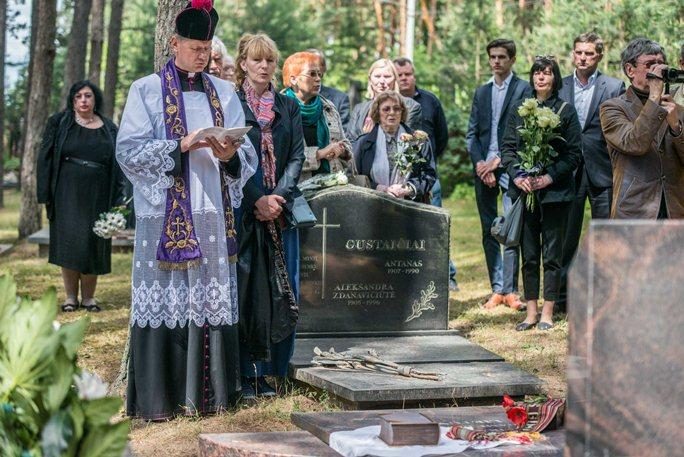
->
[600,37,684,219]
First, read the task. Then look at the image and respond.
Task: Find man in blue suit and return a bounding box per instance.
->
[557,32,625,311]
[466,39,531,310]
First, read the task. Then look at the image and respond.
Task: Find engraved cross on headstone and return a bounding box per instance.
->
[312,207,340,299]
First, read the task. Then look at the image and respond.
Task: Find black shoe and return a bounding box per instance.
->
[515,321,538,331]
[240,378,256,401]
[254,377,277,397]
[537,321,554,331]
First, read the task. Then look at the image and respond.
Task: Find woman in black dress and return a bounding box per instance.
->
[37,81,126,312]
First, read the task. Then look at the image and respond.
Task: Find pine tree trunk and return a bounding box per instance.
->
[17,0,41,173]
[373,0,386,57]
[62,0,93,106]
[19,0,57,239]
[88,0,105,85]
[103,0,124,118]
[0,0,6,208]
[154,0,186,71]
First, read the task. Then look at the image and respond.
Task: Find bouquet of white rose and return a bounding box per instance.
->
[392,130,429,185]
[515,98,563,210]
[298,171,349,195]
[92,198,132,239]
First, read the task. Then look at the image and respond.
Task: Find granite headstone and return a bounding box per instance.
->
[566,220,684,456]
[298,186,450,335]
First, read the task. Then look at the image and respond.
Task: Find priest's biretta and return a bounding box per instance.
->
[175,0,219,41]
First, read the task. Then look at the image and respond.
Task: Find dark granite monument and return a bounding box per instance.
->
[298,186,450,335]
[566,220,684,456]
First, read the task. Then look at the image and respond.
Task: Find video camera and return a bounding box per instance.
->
[647,67,684,94]
[662,67,684,84]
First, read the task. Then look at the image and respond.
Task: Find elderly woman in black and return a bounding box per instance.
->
[37,80,126,312]
[501,57,581,331]
[353,91,435,201]
[234,33,305,399]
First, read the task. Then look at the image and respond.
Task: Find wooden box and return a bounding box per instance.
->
[378,412,440,446]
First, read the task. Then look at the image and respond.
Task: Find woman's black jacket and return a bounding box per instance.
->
[353,123,436,201]
[500,94,582,204]
[36,110,126,220]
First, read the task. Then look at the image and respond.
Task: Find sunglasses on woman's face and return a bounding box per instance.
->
[299,70,323,79]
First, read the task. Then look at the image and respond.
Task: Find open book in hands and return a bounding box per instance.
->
[188,126,252,147]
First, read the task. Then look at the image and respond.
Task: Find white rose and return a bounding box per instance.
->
[74,371,109,400]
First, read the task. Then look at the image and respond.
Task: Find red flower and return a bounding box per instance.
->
[502,394,515,409]
[506,406,528,429]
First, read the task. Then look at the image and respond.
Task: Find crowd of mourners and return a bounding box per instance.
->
[36,0,683,421]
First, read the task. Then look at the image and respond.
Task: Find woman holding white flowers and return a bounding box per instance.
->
[37,80,127,313]
[501,57,582,331]
[281,51,352,182]
[353,91,436,201]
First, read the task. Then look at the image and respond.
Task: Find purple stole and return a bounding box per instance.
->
[156,58,238,270]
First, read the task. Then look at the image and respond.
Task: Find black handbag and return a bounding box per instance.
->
[284,195,317,229]
[491,197,524,247]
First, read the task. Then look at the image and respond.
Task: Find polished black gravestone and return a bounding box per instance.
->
[566,221,684,457]
[298,186,450,335]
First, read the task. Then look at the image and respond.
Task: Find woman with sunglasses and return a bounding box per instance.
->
[500,56,582,331]
[353,91,435,201]
[282,51,352,182]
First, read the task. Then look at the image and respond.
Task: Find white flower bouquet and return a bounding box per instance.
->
[92,198,131,239]
[298,171,349,193]
[393,130,429,185]
[515,99,563,210]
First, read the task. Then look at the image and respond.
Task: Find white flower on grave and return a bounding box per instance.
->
[74,371,108,400]
[336,171,348,185]
[52,320,61,331]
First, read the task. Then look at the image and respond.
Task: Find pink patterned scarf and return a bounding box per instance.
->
[243,80,277,190]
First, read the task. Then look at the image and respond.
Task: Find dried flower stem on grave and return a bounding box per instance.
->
[312,347,444,381]
[405,281,438,322]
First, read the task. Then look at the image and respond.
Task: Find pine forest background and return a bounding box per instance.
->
[3,0,683,207]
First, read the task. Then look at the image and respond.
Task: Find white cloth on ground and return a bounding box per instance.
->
[329,425,521,457]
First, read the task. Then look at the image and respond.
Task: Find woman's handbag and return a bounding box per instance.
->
[491,197,524,247]
[283,194,317,229]
[347,156,372,188]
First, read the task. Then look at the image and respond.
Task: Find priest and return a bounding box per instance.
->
[116,0,257,420]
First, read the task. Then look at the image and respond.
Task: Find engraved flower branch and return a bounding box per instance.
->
[405,281,438,322]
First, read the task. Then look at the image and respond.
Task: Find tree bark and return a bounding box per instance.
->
[0,0,6,207]
[19,0,57,238]
[88,0,105,85]
[103,0,124,119]
[62,0,93,106]
[372,0,386,57]
[18,0,41,173]
[154,0,186,71]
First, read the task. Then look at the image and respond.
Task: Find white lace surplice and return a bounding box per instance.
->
[116,73,257,329]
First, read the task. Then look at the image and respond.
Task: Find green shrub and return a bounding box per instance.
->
[4,157,20,173]
[0,275,129,457]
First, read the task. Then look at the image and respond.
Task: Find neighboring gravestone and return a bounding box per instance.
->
[299,186,450,334]
[566,221,684,456]
[198,431,342,457]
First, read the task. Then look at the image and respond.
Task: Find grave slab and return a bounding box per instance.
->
[566,221,684,457]
[198,431,342,457]
[28,227,135,257]
[293,362,542,409]
[292,406,564,455]
[290,334,504,369]
[299,186,450,335]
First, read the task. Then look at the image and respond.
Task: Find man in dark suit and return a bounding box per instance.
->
[466,39,531,310]
[308,48,351,131]
[557,32,625,311]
